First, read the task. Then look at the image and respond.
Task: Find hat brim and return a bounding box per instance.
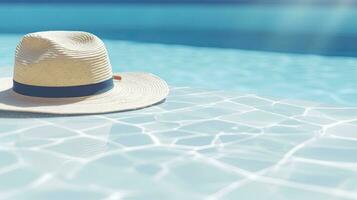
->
[0,72,169,115]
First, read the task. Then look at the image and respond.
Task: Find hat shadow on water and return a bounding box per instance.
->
[0,89,88,118]
[0,88,91,118]
[0,88,166,118]
[0,88,90,107]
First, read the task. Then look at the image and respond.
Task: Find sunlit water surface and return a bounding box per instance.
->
[1,4,357,200]
[1,34,356,106]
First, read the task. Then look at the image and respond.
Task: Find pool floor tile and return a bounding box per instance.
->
[0,87,356,199]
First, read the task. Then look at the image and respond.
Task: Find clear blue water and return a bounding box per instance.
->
[0,4,356,106]
[0,4,357,200]
[1,34,357,106]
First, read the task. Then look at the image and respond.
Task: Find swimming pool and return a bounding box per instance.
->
[0,3,357,200]
[0,4,357,106]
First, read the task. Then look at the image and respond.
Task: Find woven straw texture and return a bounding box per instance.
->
[14,31,112,87]
[0,31,169,114]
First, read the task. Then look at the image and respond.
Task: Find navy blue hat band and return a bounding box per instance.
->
[12,78,114,98]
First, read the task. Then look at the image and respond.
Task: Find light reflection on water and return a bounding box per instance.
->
[0,34,357,106]
[0,4,356,106]
[107,40,357,106]
[0,35,357,106]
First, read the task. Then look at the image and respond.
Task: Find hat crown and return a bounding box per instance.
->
[13,31,113,87]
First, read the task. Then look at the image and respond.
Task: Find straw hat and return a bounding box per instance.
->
[0,31,169,115]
